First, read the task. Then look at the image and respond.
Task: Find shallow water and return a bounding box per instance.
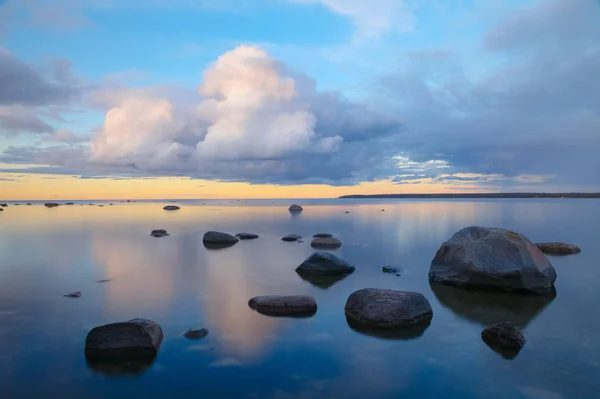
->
[0,199,599,398]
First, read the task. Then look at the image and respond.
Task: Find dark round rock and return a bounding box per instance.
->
[345,288,433,329]
[535,242,581,255]
[281,234,302,242]
[248,295,317,316]
[296,252,355,276]
[481,321,526,349]
[150,229,169,237]
[163,205,180,211]
[313,233,333,238]
[203,231,239,247]
[288,204,303,212]
[182,328,209,340]
[85,318,164,361]
[235,233,259,240]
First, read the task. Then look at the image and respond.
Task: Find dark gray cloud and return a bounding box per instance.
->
[0,105,54,134]
[0,47,79,107]
[374,0,600,189]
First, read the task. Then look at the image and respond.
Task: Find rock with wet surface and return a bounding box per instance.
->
[26,203,32,205]
[345,288,433,329]
[203,231,239,247]
[311,237,342,249]
[288,204,303,212]
[481,322,525,358]
[248,295,317,316]
[535,242,581,255]
[65,202,74,205]
[85,318,163,361]
[44,202,60,208]
[235,233,259,240]
[313,233,333,238]
[382,266,401,276]
[296,252,355,276]
[182,328,209,340]
[0,204,7,207]
[64,291,82,298]
[281,234,302,242]
[429,226,557,294]
[150,229,169,237]
[163,205,180,211]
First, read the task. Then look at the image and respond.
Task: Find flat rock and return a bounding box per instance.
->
[382,266,401,276]
[535,242,581,255]
[150,229,169,237]
[163,205,180,211]
[64,291,82,298]
[235,233,259,240]
[44,202,60,208]
[288,204,303,212]
[248,295,317,316]
[281,234,302,242]
[0,204,7,207]
[429,226,557,294]
[345,288,433,329]
[313,233,333,238]
[203,231,239,247]
[296,252,355,276]
[311,237,342,249]
[26,203,32,205]
[65,202,74,205]
[85,318,163,361]
[182,328,209,339]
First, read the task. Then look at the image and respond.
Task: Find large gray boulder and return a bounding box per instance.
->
[535,242,581,255]
[429,226,557,294]
[296,252,355,276]
[345,288,433,329]
[85,318,163,361]
[248,295,317,316]
[203,231,239,248]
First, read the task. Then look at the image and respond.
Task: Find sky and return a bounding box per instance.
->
[0,0,599,200]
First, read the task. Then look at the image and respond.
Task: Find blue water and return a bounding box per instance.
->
[0,199,598,398]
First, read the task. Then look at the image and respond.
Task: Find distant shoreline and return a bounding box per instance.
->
[339,193,600,199]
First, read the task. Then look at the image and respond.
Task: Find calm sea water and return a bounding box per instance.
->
[0,199,599,399]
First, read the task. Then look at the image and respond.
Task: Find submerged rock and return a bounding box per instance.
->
[345,288,433,329]
[65,202,74,205]
[313,233,333,238]
[281,234,302,242]
[26,203,32,205]
[296,252,355,276]
[182,328,209,340]
[85,318,163,361]
[481,321,526,359]
[311,237,342,249]
[163,205,180,211]
[44,202,60,208]
[0,203,7,207]
[429,226,557,294]
[382,266,401,276]
[535,242,581,255]
[150,229,169,237]
[248,295,317,316]
[64,291,82,298]
[235,233,259,240]
[203,231,239,248]
[288,204,303,212]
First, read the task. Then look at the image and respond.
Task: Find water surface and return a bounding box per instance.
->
[0,199,598,398]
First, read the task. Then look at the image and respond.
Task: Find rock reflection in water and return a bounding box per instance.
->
[296,273,351,289]
[86,358,155,376]
[430,282,556,328]
[345,315,431,340]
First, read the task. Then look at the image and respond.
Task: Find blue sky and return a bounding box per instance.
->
[1,0,599,196]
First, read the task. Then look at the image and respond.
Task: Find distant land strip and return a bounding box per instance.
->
[339,193,600,199]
